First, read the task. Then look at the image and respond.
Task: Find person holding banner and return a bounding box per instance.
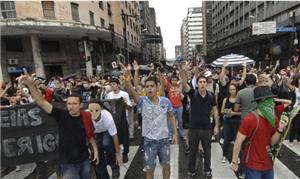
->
[122,63,178,179]
[17,70,99,179]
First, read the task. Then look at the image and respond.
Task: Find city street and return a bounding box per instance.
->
[1,1,300,179]
[2,127,300,179]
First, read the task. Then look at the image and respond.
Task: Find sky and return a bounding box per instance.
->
[149,0,202,59]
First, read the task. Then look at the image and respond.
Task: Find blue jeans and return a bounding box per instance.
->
[222,117,240,158]
[168,106,184,139]
[144,137,170,170]
[94,131,118,179]
[60,159,90,179]
[245,167,274,179]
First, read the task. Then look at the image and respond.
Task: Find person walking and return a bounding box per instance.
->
[17,70,99,179]
[231,86,291,179]
[122,63,178,179]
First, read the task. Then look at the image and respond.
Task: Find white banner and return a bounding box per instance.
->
[252,21,276,35]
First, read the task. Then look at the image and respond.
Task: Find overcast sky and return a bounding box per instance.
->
[149,0,202,59]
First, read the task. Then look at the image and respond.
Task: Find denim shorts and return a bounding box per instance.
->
[144,137,170,170]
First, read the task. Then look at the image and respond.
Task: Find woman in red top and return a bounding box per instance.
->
[165,75,185,141]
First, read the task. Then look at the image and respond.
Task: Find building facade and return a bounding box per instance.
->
[180,7,204,59]
[202,1,213,60]
[187,7,204,56]
[211,1,300,66]
[0,1,144,82]
[175,45,183,59]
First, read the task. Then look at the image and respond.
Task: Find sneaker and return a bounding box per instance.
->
[221,156,227,164]
[111,167,120,179]
[187,171,196,177]
[185,145,190,155]
[238,172,245,179]
[15,165,21,172]
[211,135,215,141]
[199,150,205,158]
[220,138,224,144]
[204,171,212,178]
[122,154,129,163]
[289,142,294,147]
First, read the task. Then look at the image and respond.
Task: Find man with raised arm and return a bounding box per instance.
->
[121,63,178,179]
[17,71,99,179]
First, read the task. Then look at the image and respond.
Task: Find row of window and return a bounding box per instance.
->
[3,38,61,52]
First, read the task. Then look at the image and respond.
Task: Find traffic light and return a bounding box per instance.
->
[248,25,252,37]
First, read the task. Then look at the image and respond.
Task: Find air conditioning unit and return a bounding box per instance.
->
[8,59,18,65]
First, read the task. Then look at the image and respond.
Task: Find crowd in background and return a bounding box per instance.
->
[1,58,300,179]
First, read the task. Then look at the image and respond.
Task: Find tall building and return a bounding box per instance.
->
[139,1,151,63]
[0,1,143,81]
[211,1,300,65]
[187,7,204,56]
[181,7,204,59]
[175,45,183,59]
[202,1,213,60]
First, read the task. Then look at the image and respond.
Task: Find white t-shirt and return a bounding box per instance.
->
[92,109,117,136]
[106,90,131,106]
[294,87,300,107]
[106,90,132,118]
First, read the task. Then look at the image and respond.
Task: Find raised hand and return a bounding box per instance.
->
[133,60,140,71]
[223,61,228,67]
[181,61,192,71]
[276,60,280,67]
[16,68,34,86]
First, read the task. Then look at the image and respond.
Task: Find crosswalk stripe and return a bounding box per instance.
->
[2,163,36,179]
[283,140,300,156]
[48,146,140,179]
[154,144,179,179]
[211,143,236,179]
[274,157,299,179]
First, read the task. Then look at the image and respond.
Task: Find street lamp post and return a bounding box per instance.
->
[121,11,137,64]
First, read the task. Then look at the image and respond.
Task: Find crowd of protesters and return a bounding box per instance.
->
[1,57,300,179]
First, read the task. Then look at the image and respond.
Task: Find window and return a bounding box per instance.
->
[89,11,94,25]
[5,38,23,52]
[71,3,79,22]
[0,1,16,19]
[98,1,103,9]
[42,1,55,19]
[100,18,105,27]
[107,3,112,16]
[41,40,60,52]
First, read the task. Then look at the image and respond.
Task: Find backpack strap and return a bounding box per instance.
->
[245,111,260,163]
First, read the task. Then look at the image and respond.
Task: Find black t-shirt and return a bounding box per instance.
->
[50,107,89,164]
[80,86,98,102]
[188,89,216,129]
[0,97,9,106]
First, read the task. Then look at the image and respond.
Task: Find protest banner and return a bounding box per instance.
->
[1,98,126,167]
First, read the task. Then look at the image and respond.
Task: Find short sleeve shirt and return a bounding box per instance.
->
[138,96,173,140]
[236,87,257,120]
[92,109,117,136]
[50,107,90,163]
[239,104,284,171]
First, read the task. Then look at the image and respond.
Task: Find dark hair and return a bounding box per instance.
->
[145,76,158,86]
[245,74,257,86]
[170,75,179,81]
[88,98,104,107]
[227,83,238,97]
[110,78,120,84]
[67,93,82,103]
[196,76,207,83]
